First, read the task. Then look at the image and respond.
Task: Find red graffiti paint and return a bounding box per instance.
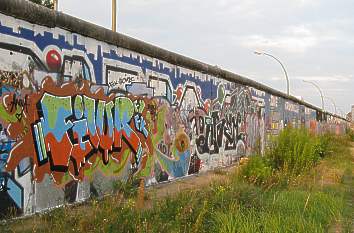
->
[4,77,155,184]
[46,49,62,71]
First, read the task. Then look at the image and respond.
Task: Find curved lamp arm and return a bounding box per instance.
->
[254,51,290,96]
[302,80,324,111]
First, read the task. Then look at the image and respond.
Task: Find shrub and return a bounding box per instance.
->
[240,128,342,187]
[112,177,140,198]
[240,156,273,185]
[266,128,325,175]
[346,128,354,142]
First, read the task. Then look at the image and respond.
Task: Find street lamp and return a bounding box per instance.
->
[254,51,290,96]
[302,80,325,111]
[112,0,117,32]
[324,96,337,115]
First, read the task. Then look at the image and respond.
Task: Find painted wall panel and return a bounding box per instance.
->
[0,11,348,218]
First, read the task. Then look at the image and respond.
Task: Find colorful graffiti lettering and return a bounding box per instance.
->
[188,85,261,167]
[3,78,154,183]
[0,9,348,218]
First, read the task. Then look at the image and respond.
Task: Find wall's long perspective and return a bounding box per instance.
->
[0,0,348,218]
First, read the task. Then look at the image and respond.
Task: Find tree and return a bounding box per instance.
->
[29,0,54,9]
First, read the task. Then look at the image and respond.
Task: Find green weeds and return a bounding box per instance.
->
[346,128,354,142]
[266,128,328,174]
[112,176,140,198]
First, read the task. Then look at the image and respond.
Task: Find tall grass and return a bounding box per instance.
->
[267,128,328,174]
[212,190,344,233]
[346,128,354,142]
[240,128,341,186]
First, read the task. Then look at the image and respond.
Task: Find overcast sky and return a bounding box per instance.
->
[58,0,354,114]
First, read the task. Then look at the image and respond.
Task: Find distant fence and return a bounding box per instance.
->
[0,0,348,218]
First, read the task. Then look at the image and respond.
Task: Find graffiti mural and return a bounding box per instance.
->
[0,123,32,217]
[0,10,348,218]
[4,77,153,183]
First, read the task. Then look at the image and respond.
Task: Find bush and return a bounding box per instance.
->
[346,128,354,142]
[266,128,326,175]
[240,156,273,185]
[240,128,342,187]
[112,177,140,198]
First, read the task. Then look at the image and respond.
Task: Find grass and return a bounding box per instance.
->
[346,128,354,142]
[213,191,343,233]
[1,128,353,233]
[112,176,141,199]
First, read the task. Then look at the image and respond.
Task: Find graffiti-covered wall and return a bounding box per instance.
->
[0,0,348,218]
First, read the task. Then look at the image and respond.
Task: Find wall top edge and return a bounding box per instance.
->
[0,0,348,122]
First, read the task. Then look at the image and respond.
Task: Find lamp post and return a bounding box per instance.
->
[254,51,290,96]
[324,96,337,115]
[112,0,117,32]
[302,80,325,111]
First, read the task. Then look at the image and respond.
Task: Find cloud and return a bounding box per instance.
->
[271,75,352,82]
[241,25,319,53]
[296,0,320,7]
[242,34,317,53]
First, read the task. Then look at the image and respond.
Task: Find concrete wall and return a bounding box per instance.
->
[0,0,348,218]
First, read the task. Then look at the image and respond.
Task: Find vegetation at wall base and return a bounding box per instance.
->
[240,128,341,187]
[1,128,353,233]
[111,176,141,199]
[346,128,354,142]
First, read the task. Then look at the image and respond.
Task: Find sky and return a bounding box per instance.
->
[58,0,354,115]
